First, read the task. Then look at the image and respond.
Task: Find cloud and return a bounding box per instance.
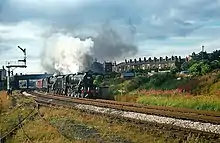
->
[0,0,220,73]
[0,0,212,39]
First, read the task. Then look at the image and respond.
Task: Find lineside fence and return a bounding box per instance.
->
[0,103,37,143]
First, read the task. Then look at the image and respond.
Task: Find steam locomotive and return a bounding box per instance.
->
[36,71,100,98]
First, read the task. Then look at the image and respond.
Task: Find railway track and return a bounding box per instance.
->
[31,91,220,125]
[26,91,220,140]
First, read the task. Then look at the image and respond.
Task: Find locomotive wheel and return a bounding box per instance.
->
[67,88,73,97]
[74,93,80,98]
[80,93,85,98]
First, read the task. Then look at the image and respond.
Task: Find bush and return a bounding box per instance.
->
[122,73,180,92]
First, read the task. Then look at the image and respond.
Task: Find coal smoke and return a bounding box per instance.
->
[41,27,138,74]
[91,27,138,61]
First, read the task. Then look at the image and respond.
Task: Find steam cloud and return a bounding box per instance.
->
[41,27,138,74]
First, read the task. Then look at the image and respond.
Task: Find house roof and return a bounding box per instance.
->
[116,60,179,67]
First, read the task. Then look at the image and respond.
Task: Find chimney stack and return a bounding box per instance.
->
[134,59,137,63]
[165,56,168,61]
[144,57,147,62]
[179,56,181,62]
[139,58,141,62]
[175,56,178,61]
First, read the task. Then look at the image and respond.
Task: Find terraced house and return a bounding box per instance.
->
[113,56,190,73]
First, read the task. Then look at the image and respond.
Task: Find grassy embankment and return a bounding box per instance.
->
[111,72,220,111]
[11,106,209,143]
[1,91,211,142]
[0,91,36,142]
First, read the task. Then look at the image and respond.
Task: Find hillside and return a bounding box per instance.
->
[105,70,220,111]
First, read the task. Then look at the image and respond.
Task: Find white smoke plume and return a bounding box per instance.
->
[41,33,94,74]
[41,27,138,74]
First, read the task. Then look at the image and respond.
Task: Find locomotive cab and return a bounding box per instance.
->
[79,72,99,98]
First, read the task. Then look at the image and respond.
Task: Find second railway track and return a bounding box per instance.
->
[30,91,220,125]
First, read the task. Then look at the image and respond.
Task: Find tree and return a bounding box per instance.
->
[201,63,211,75]
[189,62,201,76]
[210,60,220,70]
[170,67,178,74]
[189,62,211,76]
[93,75,103,86]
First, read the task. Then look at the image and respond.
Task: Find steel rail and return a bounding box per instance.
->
[30,92,220,125]
[35,97,220,141]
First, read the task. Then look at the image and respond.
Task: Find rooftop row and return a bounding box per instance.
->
[124,55,189,64]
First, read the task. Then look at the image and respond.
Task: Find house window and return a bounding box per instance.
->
[152,64,155,69]
[171,63,175,67]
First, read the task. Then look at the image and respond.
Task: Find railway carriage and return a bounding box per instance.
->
[36,79,42,89]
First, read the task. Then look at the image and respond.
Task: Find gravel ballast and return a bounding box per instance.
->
[75,104,220,134]
[23,92,220,135]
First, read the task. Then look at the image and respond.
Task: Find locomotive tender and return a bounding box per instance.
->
[36,71,100,98]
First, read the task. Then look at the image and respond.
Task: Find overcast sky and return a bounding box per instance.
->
[0,0,220,74]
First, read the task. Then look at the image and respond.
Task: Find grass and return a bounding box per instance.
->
[0,91,11,112]
[10,106,212,143]
[137,95,220,111]
[113,71,220,111]
[116,91,220,112]
[10,117,72,143]
[10,106,178,143]
[0,91,36,141]
[41,107,164,143]
[0,106,34,135]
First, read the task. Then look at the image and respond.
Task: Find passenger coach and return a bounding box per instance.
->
[12,73,52,90]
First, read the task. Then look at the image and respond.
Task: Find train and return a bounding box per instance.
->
[34,70,106,99]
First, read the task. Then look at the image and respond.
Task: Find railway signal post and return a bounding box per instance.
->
[6,46,27,95]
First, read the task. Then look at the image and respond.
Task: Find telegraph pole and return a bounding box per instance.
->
[6,46,27,95]
[202,45,204,62]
